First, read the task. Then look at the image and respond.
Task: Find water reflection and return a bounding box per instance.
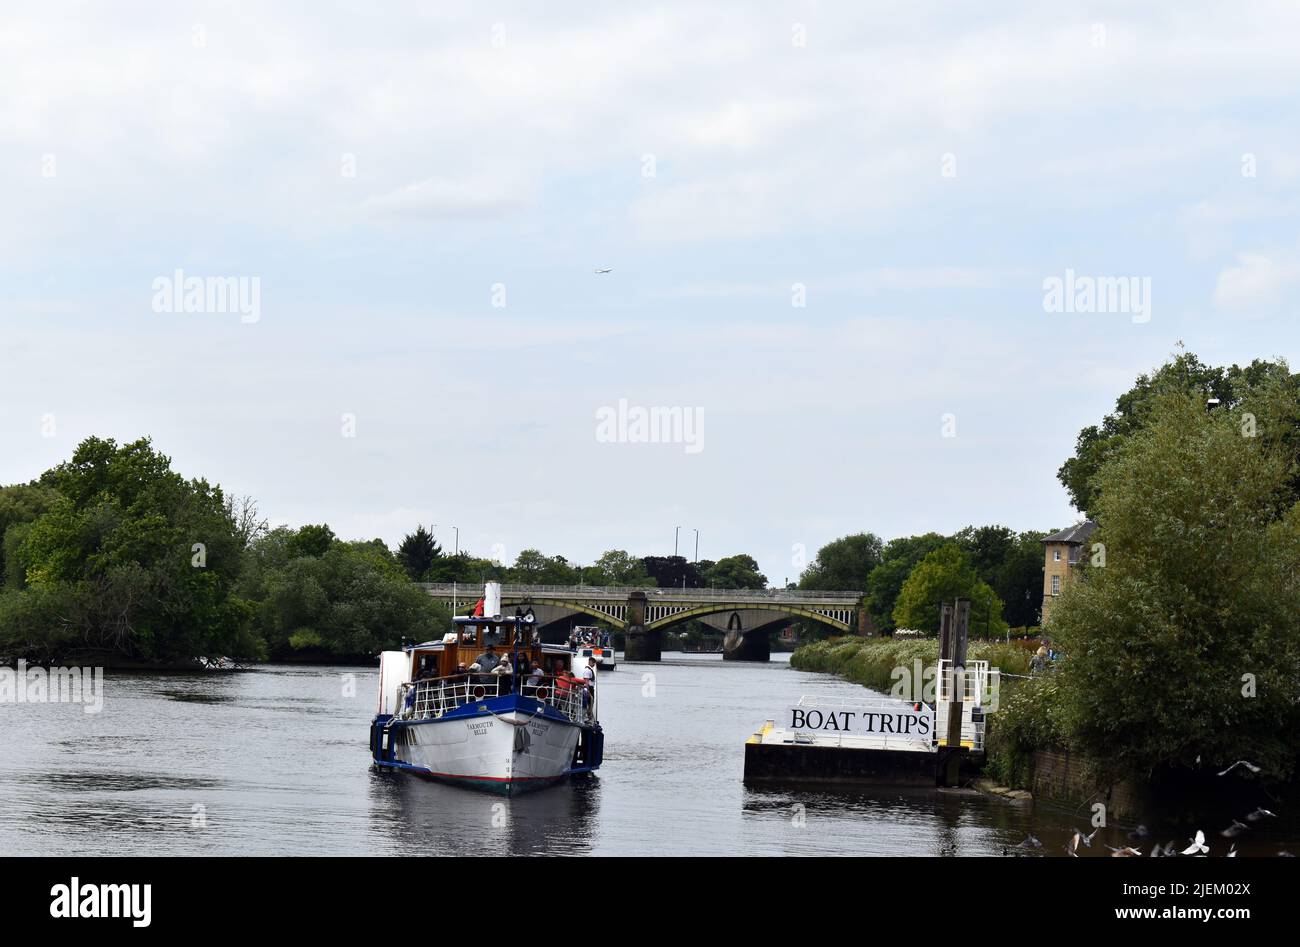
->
[369,771,602,856]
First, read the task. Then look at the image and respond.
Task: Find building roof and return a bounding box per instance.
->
[1042,520,1098,545]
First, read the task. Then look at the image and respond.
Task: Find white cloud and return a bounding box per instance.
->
[1214,250,1300,311]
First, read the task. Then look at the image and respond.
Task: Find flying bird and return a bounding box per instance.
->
[1217,760,1262,777]
[1220,820,1250,839]
[594,268,612,274]
[1182,830,1209,855]
[1245,808,1277,822]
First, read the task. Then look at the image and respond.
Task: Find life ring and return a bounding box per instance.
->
[535,686,550,701]
[472,685,486,700]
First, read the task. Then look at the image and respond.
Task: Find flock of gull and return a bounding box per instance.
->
[1002,760,1291,857]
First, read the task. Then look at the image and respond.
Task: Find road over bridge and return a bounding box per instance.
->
[419,583,868,661]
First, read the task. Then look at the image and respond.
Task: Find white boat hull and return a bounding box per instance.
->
[392,709,581,794]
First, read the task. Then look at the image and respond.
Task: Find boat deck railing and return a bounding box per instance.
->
[397,675,595,727]
[936,659,996,705]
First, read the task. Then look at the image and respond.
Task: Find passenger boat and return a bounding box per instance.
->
[370,583,604,794]
[569,625,617,670]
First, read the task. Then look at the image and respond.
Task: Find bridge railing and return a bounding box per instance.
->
[418,582,862,603]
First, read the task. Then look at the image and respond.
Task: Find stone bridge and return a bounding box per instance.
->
[419,583,867,661]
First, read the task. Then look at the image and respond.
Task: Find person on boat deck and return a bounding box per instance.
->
[471,644,501,674]
[579,657,596,709]
[552,658,573,693]
[525,661,544,688]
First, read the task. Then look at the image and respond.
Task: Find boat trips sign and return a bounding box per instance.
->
[787,702,934,744]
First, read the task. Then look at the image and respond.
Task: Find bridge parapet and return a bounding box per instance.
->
[418,583,862,605]
[417,583,868,651]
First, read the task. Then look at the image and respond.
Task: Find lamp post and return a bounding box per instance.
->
[693,528,699,563]
[674,525,680,558]
[435,524,459,557]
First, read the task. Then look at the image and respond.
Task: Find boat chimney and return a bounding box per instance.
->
[484,581,502,621]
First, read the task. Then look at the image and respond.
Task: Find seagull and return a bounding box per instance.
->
[1245,808,1278,822]
[1182,830,1209,855]
[1221,820,1250,838]
[594,268,612,274]
[1081,826,1099,847]
[1004,835,1043,856]
[1108,846,1143,857]
[1217,760,1262,777]
[1227,845,1237,857]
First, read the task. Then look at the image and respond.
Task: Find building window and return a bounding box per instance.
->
[1054,550,1061,561]
[1051,575,1061,596]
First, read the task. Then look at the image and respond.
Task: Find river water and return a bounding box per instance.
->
[1,654,1293,856]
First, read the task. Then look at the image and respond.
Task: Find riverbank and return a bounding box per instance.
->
[789,636,1031,691]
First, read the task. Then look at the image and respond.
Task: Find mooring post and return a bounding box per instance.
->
[938,602,954,664]
[942,598,971,784]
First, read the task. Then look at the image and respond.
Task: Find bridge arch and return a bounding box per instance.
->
[499,597,629,630]
[644,601,855,634]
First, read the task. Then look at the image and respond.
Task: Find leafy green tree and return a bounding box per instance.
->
[993,530,1048,628]
[0,437,259,663]
[1057,351,1300,514]
[508,549,580,585]
[866,532,947,632]
[703,554,767,590]
[0,483,61,590]
[892,544,1007,637]
[426,552,503,584]
[798,533,883,591]
[396,525,441,581]
[953,525,1047,628]
[584,549,655,586]
[286,523,335,559]
[1051,389,1300,779]
[238,527,449,658]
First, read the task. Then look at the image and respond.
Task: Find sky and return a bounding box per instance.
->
[3,1,1300,586]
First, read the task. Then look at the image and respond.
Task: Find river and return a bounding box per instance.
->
[1,654,1292,856]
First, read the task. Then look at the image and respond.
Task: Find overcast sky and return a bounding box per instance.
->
[4,2,1300,585]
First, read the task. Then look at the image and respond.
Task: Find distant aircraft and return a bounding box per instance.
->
[594,268,612,274]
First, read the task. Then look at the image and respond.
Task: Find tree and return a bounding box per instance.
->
[703,554,768,590]
[641,555,703,588]
[585,549,654,586]
[286,524,335,559]
[992,530,1048,628]
[238,528,448,658]
[225,494,269,550]
[397,526,441,581]
[1057,351,1300,514]
[426,552,503,584]
[953,525,1046,628]
[798,533,883,591]
[508,549,579,585]
[0,483,61,590]
[866,532,948,632]
[892,544,1007,637]
[0,437,258,663]
[1051,389,1300,780]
